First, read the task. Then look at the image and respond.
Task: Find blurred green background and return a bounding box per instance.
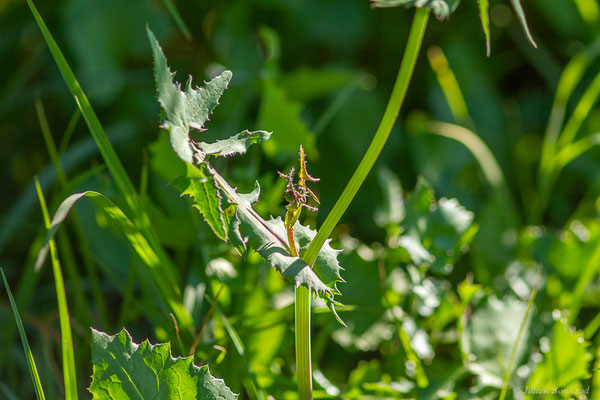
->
[1,0,600,398]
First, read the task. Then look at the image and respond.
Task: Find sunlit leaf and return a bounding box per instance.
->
[148,28,269,164]
[477,0,491,56]
[89,328,237,399]
[172,164,227,241]
[527,320,591,395]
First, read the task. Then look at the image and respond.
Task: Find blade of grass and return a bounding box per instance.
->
[58,109,80,155]
[1,268,46,400]
[573,0,600,26]
[162,0,192,41]
[36,98,92,329]
[34,178,78,400]
[303,7,430,268]
[426,46,471,125]
[425,122,507,194]
[34,191,190,333]
[476,0,491,56]
[24,0,192,335]
[508,0,537,48]
[499,266,541,400]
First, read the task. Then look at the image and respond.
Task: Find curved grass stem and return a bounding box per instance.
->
[302,8,430,268]
[294,8,430,398]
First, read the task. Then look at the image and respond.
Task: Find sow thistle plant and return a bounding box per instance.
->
[6,0,548,398]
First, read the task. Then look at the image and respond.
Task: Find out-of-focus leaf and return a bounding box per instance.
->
[526,320,591,395]
[331,250,392,351]
[172,164,227,241]
[277,67,355,103]
[477,0,491,56]
[395,178,477,273]
[257,80,316,163]
[148,28,269,164]
[509,0,538,48]
[89,328,237,399]
[375,168,405,228]
[370,0,461,21]
[461,294,532,388]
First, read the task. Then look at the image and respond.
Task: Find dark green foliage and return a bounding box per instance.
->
[2,0,600,398]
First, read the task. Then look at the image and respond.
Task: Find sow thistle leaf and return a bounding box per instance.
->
[371,0,461,21]
[89,328,237,399]
[204,166,345,321]
[172,163,227,241]
[147,28,269,164]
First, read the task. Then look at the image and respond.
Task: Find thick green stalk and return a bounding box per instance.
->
[295,285,312,399]
[294,9,430,398]
[302,8,430,268]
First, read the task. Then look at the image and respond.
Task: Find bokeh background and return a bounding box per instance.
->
[1,0,599,398]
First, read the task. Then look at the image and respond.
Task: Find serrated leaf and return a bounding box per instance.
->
[172,164,227,241]
[477,0,491,56]
[527,320,591,393]
[205,165,345,321]
[370,0,461,20]
[148,28,269,164]
[89,328,237,399]
[197,130,272,158]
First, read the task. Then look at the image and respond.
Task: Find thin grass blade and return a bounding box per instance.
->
[476,0,491,56]
[499,266,541,400]
[162,0,192,41]
[34,178,78,400]
[1,268,46,400]
[33,190,191,333]
[509,0,537,48]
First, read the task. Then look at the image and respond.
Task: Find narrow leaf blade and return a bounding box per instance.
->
[477,0,491,56]
[509,0,538,48]
[1,268,46,400]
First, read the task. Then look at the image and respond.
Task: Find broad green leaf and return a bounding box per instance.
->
[526,321,591,396]
[148,28,269,164]
[477,0,491,56]
[89,328,237,399]
[461,294,532,388]
[395,178,477,273]
[1,268,46,400]
[509,0,538,48]
[370,0,461,21]
[172,164,227,241]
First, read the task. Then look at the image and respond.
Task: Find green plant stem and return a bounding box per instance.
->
[295,285,312,399]
[499,266,541,400]
[302,8,430,268]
